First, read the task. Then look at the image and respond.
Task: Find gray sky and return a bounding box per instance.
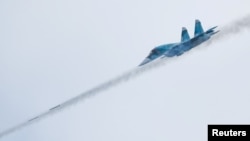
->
[1,0,250,141]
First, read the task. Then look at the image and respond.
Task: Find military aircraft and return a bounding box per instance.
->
[139,20,219,66]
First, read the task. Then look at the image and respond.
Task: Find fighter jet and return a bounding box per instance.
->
[139,20,219,66]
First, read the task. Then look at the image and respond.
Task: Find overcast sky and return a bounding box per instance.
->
[1,0,250,141]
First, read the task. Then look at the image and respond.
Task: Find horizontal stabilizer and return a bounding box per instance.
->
[181,27,190,42]
[205,26,219,35]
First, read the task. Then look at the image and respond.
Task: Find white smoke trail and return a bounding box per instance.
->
[0,14,250,139]
[205,14,250,45]
[0,57,170,139]
[219,14,250,37]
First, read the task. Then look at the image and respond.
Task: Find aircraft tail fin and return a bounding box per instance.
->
[181,27,190,42]
[194,19,204,36]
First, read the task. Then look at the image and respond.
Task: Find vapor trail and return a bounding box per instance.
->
[205,14,250,45]
[1,14,250,139]
[0,57,169,139]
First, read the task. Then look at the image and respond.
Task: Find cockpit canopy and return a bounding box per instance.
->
[147,43,177,59]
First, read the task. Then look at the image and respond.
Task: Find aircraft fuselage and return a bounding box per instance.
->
[138,20,219,66]
[164,33,210,57]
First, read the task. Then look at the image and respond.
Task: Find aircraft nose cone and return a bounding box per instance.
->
[138,58,151,66]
